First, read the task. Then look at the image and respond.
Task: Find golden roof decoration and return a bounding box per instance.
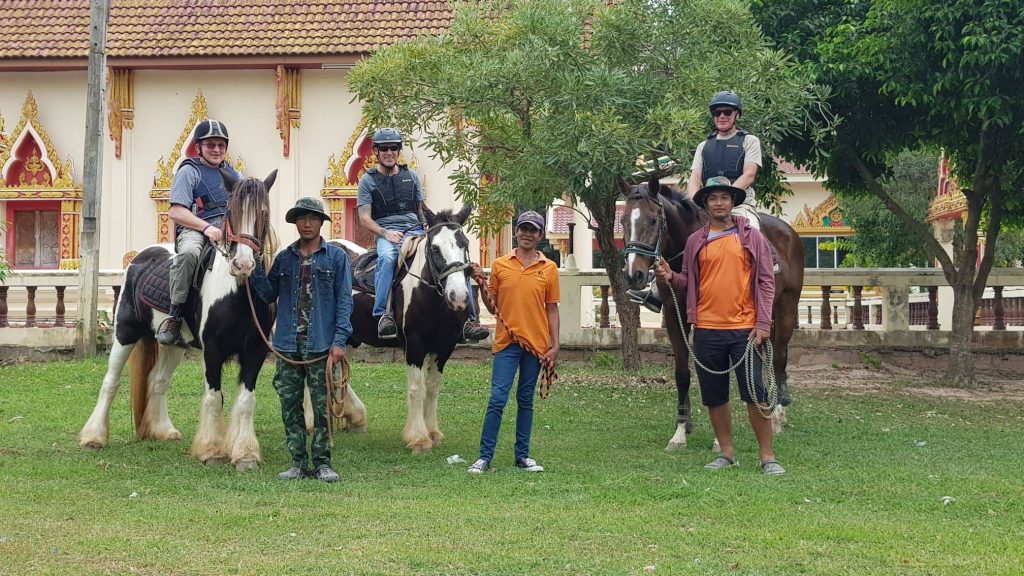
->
[150,91,244,196]
[0,91,76,189]
[0,1,456,60]
[792,194,852,235]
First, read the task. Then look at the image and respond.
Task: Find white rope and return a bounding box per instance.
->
[665,281,778,419]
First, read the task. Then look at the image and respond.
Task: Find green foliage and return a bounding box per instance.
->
[0,219,10,283]
[3,358,1024,573]
[592,350,618,369]
[858,351,882,370]
[994,225,1024,267]
[839,149,938,267]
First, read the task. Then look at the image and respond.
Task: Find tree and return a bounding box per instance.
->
[754,0,1024,385]
[348,0,826,369]
[839,149,937,268]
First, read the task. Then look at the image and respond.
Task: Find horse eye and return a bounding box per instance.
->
[648,218,658,226]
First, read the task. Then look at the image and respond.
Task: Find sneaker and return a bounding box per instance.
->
[515,457,544,473]
[761,459,785,477]
[312,464,340,483]
[276,466,307,480]
[155,315,183,346]
[467,458,489,474]
[626,288,662,314]
[377,315,398,340]
[704,454,738,471]
[461,321,490,342]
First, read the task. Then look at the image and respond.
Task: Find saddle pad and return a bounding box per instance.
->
[139,261,173,314]
[351,251,379,295]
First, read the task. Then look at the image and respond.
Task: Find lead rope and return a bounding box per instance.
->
[665,280,778,419]
[472,272,557,399]
[244,279,350,446]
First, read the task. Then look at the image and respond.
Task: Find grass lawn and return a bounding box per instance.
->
[0,356,1022,575]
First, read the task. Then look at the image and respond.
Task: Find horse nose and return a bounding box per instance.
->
[629,269,645,285]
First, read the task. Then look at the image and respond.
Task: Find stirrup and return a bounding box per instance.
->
[627,288,662,314]
[377,314,398,340]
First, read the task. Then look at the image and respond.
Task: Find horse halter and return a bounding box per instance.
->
[219,215,263,258]
[410,222,471,296]
[623,191,668,261]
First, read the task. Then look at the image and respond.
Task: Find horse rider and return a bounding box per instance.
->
[250,197,352,483]
[628,90,765,314]
[654,177,784,476]
[356,127,489,342]
[157,119,241,346]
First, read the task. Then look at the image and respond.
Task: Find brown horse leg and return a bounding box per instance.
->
[772,297,799,408]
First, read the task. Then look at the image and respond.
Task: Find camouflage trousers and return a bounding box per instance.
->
[273,340,331,469]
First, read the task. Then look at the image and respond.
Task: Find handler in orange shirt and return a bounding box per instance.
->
[467,210,560,474]
[654,177,784,476]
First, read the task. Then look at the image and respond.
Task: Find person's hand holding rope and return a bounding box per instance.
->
[750,328,770,347]
[653,256,673,284]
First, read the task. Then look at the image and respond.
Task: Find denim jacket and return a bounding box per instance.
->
[251,238,353,354]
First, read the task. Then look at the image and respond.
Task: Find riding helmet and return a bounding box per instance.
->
[372,127,403,148]
[709,91,742,113]
[194,119,229,143]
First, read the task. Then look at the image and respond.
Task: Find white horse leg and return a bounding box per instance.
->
[225,387,261,472]
[342,385,368,434]
[80,340,136,450]
[191,381,228,465]
[665,422,688,452]
[302,385,314,434]
[138,345,185,441]
[423,354,444,444]
[402,364,432,453]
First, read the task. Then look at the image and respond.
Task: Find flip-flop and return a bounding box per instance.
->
[704,454,737,470]
[761,459,785,476]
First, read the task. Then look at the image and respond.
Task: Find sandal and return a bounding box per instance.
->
[761,459,785,476]
[704,454,738,470]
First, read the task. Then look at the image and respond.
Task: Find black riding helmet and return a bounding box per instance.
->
[709,91,742,113]
[194,119,229,143]
[372,127,403,149]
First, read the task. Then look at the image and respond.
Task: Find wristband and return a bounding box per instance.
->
[202,224,212,235]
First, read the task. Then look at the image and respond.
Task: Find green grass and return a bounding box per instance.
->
[1,357,1022,575]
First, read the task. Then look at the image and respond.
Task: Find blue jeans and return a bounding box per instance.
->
[373,226,478,321]
[478,343,541,463]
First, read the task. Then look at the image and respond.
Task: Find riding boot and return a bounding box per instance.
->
[156,304,184,346]
[377,314,398,340]
[459,321,490,343]
[627,288,662,314]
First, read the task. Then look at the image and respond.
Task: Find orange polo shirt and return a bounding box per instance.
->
[695,227,756,329]
[489,251,560,354]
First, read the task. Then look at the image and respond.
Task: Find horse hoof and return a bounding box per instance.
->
[203,456,229,466]
[80,440,106,451]
[159,430,182,442]
[345,425,367,435]
[409,441,433,454]
[234,460,259,473]
[429,430,445,443]
[665,442,687,452]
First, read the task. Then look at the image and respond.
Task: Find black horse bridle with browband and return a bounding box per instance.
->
[623,191,685,265]
[405,221,471,297]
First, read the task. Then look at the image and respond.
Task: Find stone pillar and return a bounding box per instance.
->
[882,284,910,331]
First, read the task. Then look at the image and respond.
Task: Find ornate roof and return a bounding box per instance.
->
[792,194,852,235]
[0,1,454,60]
[0,91,77,191]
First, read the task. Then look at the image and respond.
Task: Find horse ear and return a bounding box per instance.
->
[220,169,239,193]
[422,204,437,226]
[455,203,473,225]
[647,174,660,197]
[263,169,278,192]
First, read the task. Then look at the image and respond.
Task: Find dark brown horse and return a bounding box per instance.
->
[621,175,803,450]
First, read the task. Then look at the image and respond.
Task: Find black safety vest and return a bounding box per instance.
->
[701,131,748,182]
[181,158,240,220]
[368,166,418,220]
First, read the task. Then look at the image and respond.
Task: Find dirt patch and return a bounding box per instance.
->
[789,363,1024,402]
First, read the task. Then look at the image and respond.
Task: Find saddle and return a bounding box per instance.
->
[351,235,425,296]
[733,205,782,273]
[138,244,217,348]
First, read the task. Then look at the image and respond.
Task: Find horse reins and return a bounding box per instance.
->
[472,272,557,400]
[404,222,472,296]
[244,279,351,447]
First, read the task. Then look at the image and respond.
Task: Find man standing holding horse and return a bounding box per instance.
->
[157,119,241,346]
[356,127,489,343]
[251,197,352,483]
[654,177,784,476]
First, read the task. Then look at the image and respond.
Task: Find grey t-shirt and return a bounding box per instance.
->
[356,167,425,231]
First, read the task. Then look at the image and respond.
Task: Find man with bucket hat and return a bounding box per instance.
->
[653,177,785,476]
[250,197,353,483]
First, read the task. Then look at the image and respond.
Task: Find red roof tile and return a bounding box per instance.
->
[549,205,623,236]
[775,157,811,175]
[0,1,455,59]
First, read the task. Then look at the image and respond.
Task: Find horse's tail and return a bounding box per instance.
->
[130,335,158,437]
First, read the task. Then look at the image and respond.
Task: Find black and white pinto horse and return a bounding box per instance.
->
[80,171,278,471]
[330,204,474,453]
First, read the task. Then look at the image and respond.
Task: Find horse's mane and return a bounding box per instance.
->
[225,177,278,269]
[662,186,707,225]
[430,209,458,224]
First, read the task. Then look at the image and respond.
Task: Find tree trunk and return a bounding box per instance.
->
[590,197,642,370]
[947,278,976,386]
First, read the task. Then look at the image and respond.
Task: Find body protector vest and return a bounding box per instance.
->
[181,158,240,221]
[701,131,748,183]
[368,166,418,221]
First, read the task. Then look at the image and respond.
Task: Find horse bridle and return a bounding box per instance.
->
[407,222,471,296]
[622,192,668,262]
[216,214,263,259]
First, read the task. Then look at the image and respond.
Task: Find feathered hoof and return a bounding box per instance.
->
[155,429,182,442]
[234,459,259,473]
[428,430,445,443]
[345,425,367,435]
[202,455,230,466]
[407,439,433,454]
[80,439,107,451]
[664,441,687,452]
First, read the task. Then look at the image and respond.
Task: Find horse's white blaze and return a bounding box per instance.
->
[627,207,640,272]
[402,363,431,452]
[434,226,469,311]
[224,387,261,467]
[79,340,136,448]
[665,422,688,450]
[423,354,444,442]
[191,382,227,462]
[139,345,185,441]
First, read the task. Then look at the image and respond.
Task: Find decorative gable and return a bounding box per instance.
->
[792,194,852,235]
